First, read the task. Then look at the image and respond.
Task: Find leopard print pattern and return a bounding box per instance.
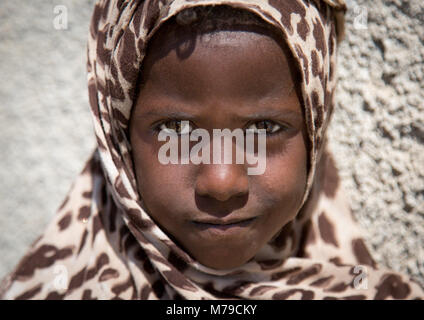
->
[0,0,422,300]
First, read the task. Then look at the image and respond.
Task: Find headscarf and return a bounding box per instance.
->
[1,0,423,300]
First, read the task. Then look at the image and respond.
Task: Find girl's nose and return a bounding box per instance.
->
[194,163,249,202]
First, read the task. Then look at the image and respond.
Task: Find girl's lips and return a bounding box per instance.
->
[191,217,257,237]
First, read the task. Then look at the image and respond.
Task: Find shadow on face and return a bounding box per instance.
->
[129,10,309,270]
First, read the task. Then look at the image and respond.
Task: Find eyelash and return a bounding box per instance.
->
[246,120,285,135]
[153,119,288,137]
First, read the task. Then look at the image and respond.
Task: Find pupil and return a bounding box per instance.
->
[258,121,265,130]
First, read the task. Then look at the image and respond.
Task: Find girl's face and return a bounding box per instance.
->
[129,24,308,269]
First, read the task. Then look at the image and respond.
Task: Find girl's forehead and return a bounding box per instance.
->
[145,6,288,61]
[140,29,298,101]
[143,22,297,82]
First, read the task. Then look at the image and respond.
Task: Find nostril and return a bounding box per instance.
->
[194,192,249,216]
[195,181,248,202]
[194,163,249,213]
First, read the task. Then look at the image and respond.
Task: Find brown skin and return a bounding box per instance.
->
[129,23,308,270]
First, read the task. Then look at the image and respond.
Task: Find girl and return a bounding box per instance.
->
[1,0,422,299]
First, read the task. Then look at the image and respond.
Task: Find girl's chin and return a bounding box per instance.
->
[195,253,255,270]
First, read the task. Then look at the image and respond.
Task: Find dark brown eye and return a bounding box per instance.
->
[247,120,281,134]
[158,120,193,135]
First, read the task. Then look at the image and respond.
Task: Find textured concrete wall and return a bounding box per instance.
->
[0,0,423,288]
[329,0,424,288]
[0,0,97,278]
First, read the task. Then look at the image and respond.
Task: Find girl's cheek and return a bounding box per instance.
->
[256,152,307,210]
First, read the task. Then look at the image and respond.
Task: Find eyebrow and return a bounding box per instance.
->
[137,106,303,123]
[234,109,303,122]
[138,109,199,120]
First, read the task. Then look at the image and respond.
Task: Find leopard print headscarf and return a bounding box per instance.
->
[1,0,423,300]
